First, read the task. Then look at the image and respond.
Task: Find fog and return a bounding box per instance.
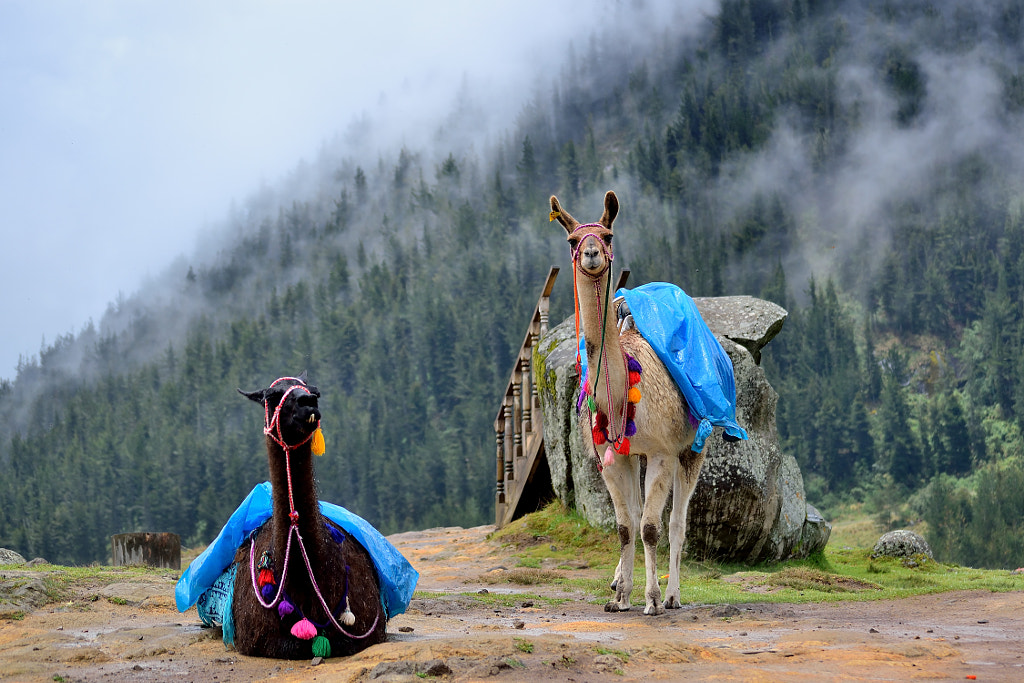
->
[0,0,714,380]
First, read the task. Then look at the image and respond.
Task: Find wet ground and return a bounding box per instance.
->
[2,525,1023,682]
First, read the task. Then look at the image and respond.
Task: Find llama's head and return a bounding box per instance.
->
[551,190,619,278]
[239,373,322,449]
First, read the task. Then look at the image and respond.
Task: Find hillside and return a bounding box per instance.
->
[3,0,1024,567]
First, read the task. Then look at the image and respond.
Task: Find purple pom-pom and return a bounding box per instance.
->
[626,355,642,374]
[261,583,275,600]
[625,420,637,437]
[278,599,295,618]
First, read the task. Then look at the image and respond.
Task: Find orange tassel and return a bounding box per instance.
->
[311,427,325,456]
[627,387,642,404]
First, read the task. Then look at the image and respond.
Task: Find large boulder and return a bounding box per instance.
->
[534,295,830,563]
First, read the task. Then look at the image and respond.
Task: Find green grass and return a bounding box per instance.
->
[0,562,180,612]
[485,501,1024,606]
[595,646,629,663]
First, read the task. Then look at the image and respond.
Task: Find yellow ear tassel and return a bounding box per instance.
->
[311,427,325,456]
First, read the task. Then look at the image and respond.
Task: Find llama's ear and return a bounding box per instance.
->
[238,388,266,405]
[297,370,309,383]
[549,195,579,234]
[600,191,619,229]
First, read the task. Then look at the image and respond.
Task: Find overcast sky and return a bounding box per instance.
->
[0,0,703,381]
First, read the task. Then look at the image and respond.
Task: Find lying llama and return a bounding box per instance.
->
[229,374,387,658]
[551,191,743,615]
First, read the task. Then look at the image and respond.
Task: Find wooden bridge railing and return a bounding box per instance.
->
[494,267,630,528]
[494,266,559,528]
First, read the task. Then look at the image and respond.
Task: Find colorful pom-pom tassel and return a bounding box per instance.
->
[592,424,607,445]
[627,355,642,373]
[311,427,325,456]
[311,634,332,658]
[261,583,275,601]
[594,411,608,430]
[277,599,294,618]
[626,403,636,419]
[587,395,596,412]
[603,445,616,468]
[258,568,275,587]
[625,420,637,437]
[628,371,642,386]
[615,438,631,455]
[291,617,318,640]
[342,608,356,626]
[627,387,642,404]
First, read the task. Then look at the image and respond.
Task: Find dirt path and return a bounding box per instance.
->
[3,525,1023,682]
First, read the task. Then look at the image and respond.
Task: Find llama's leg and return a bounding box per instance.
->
[639,454,676,616]
[602,456,640,612]
[664,454,701,609]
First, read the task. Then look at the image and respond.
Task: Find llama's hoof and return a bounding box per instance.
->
[643,603,666,616]
[663,595,682,610]
[604,601,629,613]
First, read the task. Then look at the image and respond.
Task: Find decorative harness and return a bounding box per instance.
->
[248,377,379,652]
[566,223,643,471]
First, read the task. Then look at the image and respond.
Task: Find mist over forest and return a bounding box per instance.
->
[3,0,1024,568]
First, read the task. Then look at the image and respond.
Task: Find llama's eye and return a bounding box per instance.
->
[568,237,580,249]
[602,234,613,246]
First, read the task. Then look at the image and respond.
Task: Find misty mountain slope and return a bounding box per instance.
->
[3,0,1024,567]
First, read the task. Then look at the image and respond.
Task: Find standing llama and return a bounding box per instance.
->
[551,191,707,615]
[229,375,387,658]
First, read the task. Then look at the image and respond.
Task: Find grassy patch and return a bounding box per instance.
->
[490,502,618,571]
[762,566,882,593]
[514,637,534,653]
[595,646,629,663]
[491,504,1024,606]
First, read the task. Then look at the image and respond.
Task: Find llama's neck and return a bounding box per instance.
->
[577,269,627,417]
[266,439,327,569]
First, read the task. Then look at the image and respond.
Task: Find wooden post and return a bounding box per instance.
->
[111,532,181,570]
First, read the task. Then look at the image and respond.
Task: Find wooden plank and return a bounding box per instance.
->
[499,431,547,528]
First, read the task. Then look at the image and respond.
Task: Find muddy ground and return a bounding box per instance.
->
[2,525,1023,682]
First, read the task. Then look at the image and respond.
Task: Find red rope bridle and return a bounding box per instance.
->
[570,225,631,466]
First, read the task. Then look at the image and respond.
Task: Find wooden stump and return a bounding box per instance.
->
[111,532,181,569]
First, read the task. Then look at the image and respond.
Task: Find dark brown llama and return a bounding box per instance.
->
[230,375,386,658]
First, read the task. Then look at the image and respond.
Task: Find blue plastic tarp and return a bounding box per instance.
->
[579,282,748,452]
[175,482,418,620]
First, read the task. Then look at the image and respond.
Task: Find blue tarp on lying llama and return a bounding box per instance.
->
[579,281,748,453]
[175,482,418,620]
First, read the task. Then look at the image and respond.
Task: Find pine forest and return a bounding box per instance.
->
[3,0,1024,569]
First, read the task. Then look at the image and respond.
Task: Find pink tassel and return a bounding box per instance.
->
[603,445,615,468]
[291,617,318,640]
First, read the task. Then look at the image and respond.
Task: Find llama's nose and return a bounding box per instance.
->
[583,245,601,261]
